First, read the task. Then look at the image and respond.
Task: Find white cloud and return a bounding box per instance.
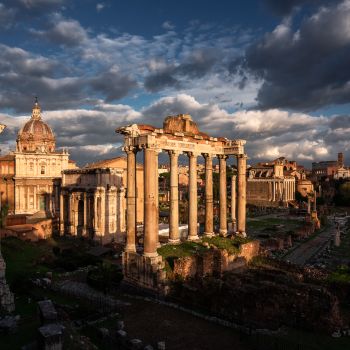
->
[96,3,105,12]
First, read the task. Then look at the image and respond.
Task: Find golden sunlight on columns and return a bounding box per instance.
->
[218,155,228,237]
[203,153,214,237]
[169,150,180,244]
[231,175,237,232]
[125,147,137,252]
[237,154,247,237]
[188,152,199,241]
[143,147,158,257]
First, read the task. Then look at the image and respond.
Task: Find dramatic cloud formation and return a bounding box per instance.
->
[264,0,339,16]
[237,0,350,110]
[0,0,349,165]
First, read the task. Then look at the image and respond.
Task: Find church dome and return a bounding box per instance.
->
[16,99,56,153]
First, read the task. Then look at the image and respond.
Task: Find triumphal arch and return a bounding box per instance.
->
[116,114,247,290]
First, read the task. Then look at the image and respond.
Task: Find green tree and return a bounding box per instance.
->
[0,204,9,228]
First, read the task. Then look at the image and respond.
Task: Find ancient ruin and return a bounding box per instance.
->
[116,114,247,290]
[0,124,15,313]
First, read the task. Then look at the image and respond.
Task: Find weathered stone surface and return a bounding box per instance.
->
[37,323,65,350]
[169,265,343,333]
[0,253,15,313]
[173,241,260,279]
[38,300,57,325]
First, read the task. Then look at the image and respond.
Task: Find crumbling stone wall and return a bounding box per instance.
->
[173,241,260,279]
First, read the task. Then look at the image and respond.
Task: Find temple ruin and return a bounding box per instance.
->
[116,114,248,290]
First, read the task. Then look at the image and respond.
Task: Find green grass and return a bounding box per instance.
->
[158,237,251,272]
[328,266,350,284]
[1,237,52,285]
[247,217,303,231]
[202,236,249,255]
[158,241,206,259]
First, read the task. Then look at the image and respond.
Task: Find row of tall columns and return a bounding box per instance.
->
[124,146,247,257]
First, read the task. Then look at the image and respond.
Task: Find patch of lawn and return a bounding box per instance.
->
[202,236,249,255]
[157,241,206,259]
[328,266,350,284]
[247,217,303,232]
[1,237,51,285]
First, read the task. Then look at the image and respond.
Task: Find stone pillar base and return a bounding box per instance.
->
[125,244,136,253]
[236,231,247,238]
[187,235,199,241]
[168,238,181,245]
[123,252,166,291]
[68,225,74,235]
[143,251,159,258]
[203,232,215,238]
[219,229,228,237]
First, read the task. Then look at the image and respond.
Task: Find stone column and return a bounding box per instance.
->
[126,147,136,252]
[203,153,214,237]
[59,192,64,235]
[218,155,228,236]
[313,191,317,212]
[231,175,236,232]
[307,196,311,214]
[188,152,199,240]
[143,147,158,257]
[68,193,74,235]
[155,149,160,247]
[93,192,99,237]
[169,151,180,243]
[237,154,247,236]
[83,192,87,236]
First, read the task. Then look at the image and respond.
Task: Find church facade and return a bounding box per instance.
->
[0,99,76,216]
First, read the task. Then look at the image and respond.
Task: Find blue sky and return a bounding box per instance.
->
[0,0,349,166]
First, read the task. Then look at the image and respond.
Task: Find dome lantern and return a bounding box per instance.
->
[16,98,56,153]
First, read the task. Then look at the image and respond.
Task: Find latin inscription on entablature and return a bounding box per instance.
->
[223,146,243,155]
[162,140,196,150]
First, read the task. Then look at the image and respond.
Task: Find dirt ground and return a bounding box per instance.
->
[120,296,248,350]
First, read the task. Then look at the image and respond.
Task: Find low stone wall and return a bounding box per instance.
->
[1,218,54,241]
[123,252,167,292]
[173,241,260,279]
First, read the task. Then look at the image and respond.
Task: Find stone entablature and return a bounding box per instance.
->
[119,123,245,157]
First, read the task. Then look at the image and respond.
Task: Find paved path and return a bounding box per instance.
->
[284,224,334,265]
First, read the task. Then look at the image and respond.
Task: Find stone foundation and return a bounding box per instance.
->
[173,241,260,279]
[122,252,167,292]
